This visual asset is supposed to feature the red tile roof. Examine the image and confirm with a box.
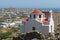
[42,18,49,24]
[22,18,28,22]
[32,9,42,14]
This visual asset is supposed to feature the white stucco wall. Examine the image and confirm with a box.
[20,19,49,35]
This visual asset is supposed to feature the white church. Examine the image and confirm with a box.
[20,9,54,35]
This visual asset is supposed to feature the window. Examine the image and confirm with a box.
[39,15,41,18]
[34,14,36,18]
[32,27,35,30]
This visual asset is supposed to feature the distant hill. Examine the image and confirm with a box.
[0,8,60,12]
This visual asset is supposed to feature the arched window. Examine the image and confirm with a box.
[32,27,35,30]
[39,15,41,18]
[34,14,36,18]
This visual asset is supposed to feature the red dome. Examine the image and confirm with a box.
[32,9,42,14]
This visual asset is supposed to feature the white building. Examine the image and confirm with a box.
[1,21,23,28]
[20,9,54,35]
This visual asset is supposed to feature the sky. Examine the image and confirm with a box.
[0,0,60,8]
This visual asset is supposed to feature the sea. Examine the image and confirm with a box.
[39,8,60,12]
[0,8,60,12]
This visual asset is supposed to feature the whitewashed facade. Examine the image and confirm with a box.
[20,10,54,35]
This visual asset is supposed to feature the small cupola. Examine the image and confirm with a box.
[30,9,42,19]
[32,9,42,15]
